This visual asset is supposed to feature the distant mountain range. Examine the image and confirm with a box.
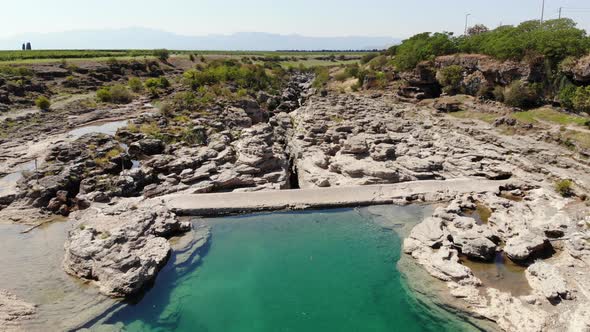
[0,28,399,51]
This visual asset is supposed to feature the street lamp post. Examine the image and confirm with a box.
[464,13,471,35]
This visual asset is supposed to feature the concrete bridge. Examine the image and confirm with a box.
[157,178,510,216]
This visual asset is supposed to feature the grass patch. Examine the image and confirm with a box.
[511,107,589,126]
[562,130,590,150]
[449,110,498,123]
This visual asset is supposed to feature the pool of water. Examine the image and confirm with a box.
[460,252,531,296]
[0,160,36,196]
[100,207,474,332]
[0,219,114,330]
[66,120,129,140]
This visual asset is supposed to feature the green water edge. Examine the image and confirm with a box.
[90,206,483,332]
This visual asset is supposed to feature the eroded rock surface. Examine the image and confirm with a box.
[62,201,200,297]
[404,186,590,332]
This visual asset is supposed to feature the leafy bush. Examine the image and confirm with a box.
[110,85,133,104]
[64,75,78,88]
[493,86,505,102]
[312,67,330,89]
[344,64,360,78]
[558,85,577,110]
[96,87,112,102]
[154,49,170,61]
[368,55,389,70]
[35,96,50,110]
[572,86,590,113]
[437,65,464,94]
[181,127,206,145]
[503,80,542,108]
[360,53,378,64]
[394,32,458,71]
[97,85,133,104]
[128,77,144,92]
[555,179,574,197]
[145,77,170,89]
[183,61,273,91]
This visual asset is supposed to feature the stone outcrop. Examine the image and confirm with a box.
[397,54,545,100]
[404,186,590,332]
[564,54,590,83]
[63,201,198,297]
[286,94,515,189]
[504,232,550,261]
[526,262,572,302]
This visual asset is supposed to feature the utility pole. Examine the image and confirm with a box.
[464,13,471,35]
[540,0,546,23]
[559,7,562,19]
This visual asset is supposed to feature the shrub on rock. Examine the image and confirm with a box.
[555,179,574,197]
[572,86,590,113]
[96,87,112,103]
[110,85,133,104]
[97,85,133,104]
[128,77,143,92]
[503,80,542,108]
[437,65,464,94]
[35,96,50,111]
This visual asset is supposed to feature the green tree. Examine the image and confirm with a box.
[154,49,170,62]
[393,32,457,71]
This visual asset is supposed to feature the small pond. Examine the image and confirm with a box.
[98,207,476,332]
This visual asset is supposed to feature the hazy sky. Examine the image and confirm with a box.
[1,0,589,38]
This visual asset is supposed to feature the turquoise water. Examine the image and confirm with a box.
[102,208,472,332]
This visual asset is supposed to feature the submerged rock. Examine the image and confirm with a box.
[0,289,36,330]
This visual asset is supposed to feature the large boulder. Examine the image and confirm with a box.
[341,136,368,155]
[526,262,572,302]
[504,232,550,261]
[128,138,165,157]
[453,233,497,261]
[63,202,196,297]
[404,217,446,252]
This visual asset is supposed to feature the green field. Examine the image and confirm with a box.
[0,49,369,64]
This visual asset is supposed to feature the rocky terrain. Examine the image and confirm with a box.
[1,55,590,331]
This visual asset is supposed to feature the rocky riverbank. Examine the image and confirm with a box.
[1,57,590,331]
[404,186,590,331]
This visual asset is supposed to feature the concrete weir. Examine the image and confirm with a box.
[158,178,510,216]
